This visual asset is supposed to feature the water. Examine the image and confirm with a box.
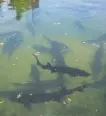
[0,0,106,116]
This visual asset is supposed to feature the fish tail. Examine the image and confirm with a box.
[32,53,42,66]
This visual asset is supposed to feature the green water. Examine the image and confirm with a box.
[0,0,106,116]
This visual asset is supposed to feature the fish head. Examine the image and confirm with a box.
[83,72,91,77]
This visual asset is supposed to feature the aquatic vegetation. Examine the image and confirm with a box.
[43,35,70,65]
[9,0,31,20]
[25,0,40,37]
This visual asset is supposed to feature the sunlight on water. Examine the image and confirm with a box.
[0,0,106,116]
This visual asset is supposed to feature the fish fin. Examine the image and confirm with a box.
[47,62,52,68]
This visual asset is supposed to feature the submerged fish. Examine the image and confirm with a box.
[91,42,104,80]
[74,20,85,31]
[12,79,62,93]
[43,35,70,65]
[13,63,62,93]
[0,84,87,110]
[82,33,106,45]
[29,64,40,82]
[0,31,20,41]
[32,44,50,53]
[33,54,91,77]
[2,31,23,57]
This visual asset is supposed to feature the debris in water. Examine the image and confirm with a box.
[0,100,4,104]
[92,44,96,46]
[65,33,67,35]
[16,57,19,60]
[82,41,86,44]
[16,93,22,99]
[0,42,4,46]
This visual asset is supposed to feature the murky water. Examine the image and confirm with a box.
[0,0,106,116]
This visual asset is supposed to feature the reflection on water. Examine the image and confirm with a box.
[0,0,106,116]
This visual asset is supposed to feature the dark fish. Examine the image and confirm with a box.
[32,44,50,53]
[0,31,20,41]
[26,21,36,36]
[32,36,71,88]
[33,54,91,77]
[0,85,87,110]
[29,64,40,82]
[43,35,70,54]
[91,42,104,80]
[43,36,71,87]
[12,79,62,93]
[2,31,23,57]
[82,33,106,45]
[74,20,85,31]
[13,63,62,93]
[43,35,70,65]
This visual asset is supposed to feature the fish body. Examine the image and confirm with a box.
[33,54,91,77]
[0,85,87,109]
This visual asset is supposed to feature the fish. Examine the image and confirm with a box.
[0,84,87,110]
[32,44,50,53]
[43,35,70,54]
[13,63,62,93]
[12,79,62,93]
[2,31,23,57]
[43,35,70,65]
[33,54,91,77]
[91,42,104,80]
[0,31,20,41]
[32,36,70,88]
[74,20,85,31]
[43,36,71,87]
[26,20,36,36]
[81,33,106,45]
[29,64,40,82]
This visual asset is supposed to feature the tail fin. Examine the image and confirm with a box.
[32,53,42,66]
